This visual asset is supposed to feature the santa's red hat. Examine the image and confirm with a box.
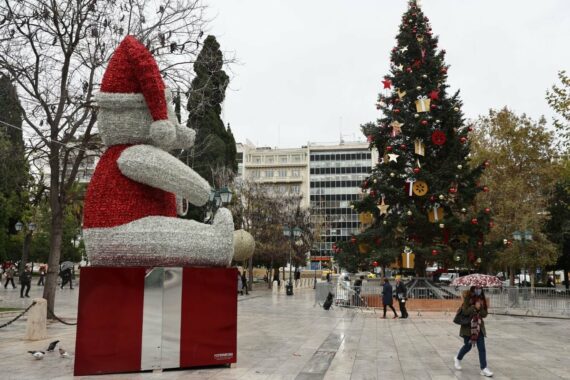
[98,35,175,147]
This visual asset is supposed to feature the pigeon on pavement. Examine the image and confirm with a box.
[28,351,45,360]
[59,348,70,358]
[46,340,60,352]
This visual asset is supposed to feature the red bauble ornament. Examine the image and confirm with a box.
[373,261,379,267]
[367,135,374,143]
[471,218,478,225]
[386,146,393,152]
[421,120,428,126]
[482,186,489,192]
[448,187,457,194]
[431,130,446,145]
[489,220,495,228]
[431,249,438,256]
[413,167,421,174]
[351,236,357,244]
[394,109,400,114]
[392,47,397,52]
[406,67,413,73]
[484,207,491,214]
[431,104,437,110]
[370,190,377,198]
[441,67,448,74]
[400,144,407,150]
[467,125,474,132]
[459,136,467,144]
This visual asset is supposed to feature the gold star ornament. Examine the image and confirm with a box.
[377,197,390,216]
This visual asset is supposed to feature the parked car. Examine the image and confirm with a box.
[439,272,458,284]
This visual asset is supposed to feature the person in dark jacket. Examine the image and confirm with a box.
[37,265,46,286]
[20,265,32,298]
[241,270,249,295]
[4,265,16,289]
[395,276,408,318]
[382,278,398,319]
[60,267,74,289]
[454,286,493,377]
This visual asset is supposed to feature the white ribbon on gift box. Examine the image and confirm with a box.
[406,179,415,196]
[416,95,430,113]
[432,203,441,222]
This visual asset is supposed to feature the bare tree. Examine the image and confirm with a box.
[0,0,209,314]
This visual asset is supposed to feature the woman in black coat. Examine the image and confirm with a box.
[382,278,398,319]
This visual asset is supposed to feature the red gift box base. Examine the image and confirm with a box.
[74,267,237,376]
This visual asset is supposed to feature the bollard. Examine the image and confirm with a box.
[25,298,47,341]
[272,281,278,294]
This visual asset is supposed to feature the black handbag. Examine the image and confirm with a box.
[453,307,472,325]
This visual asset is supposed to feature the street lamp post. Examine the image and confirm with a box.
[513,230,533,287]
[283,225,302,296]
[205,187,233,223]
[15,221,37,275]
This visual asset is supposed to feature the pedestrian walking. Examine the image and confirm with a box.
[326,272,331,283]
[454,286,493,377]
[546,276,555,288]
[37,265,46,286]
[241,270,249,295]
[237,271,243,295]
[353,275,364,306]
[382,277,398,319]
[59,267,74,289]
[20,265,32,298]
[4,264,16,289]
[395,275,408,319]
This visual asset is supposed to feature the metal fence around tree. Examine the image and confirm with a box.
[315,281,570,318]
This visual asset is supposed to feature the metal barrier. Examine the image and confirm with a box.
[315,282,570,318]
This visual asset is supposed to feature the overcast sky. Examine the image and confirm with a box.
[207,0,570,148]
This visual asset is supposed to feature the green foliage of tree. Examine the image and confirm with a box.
[184,35,236,183]
[546,70,570,153]
[544,177,570,288]
[0,73,27,262]
[471,108,560,283]
[348,1,491,276]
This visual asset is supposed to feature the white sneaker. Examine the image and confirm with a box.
[480,368,494,377]
[454,357,462,370]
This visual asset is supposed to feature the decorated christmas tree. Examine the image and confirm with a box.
[336,0,492,276]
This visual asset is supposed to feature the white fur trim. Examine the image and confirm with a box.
[84,209,234,267]
[150,120,176,149]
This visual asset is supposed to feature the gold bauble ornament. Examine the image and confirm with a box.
[233,230,256,261]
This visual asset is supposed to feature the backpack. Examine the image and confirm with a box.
[323,292,334,310]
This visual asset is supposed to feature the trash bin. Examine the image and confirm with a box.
[286,283,294,296]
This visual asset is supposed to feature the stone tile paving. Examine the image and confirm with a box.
[1,283,569,380]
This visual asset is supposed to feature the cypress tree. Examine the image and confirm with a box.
[185,35,236,185]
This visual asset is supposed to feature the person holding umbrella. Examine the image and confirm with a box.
[59,262,74,289]
[454,285,493,377]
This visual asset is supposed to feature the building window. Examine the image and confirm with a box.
[265,170,273,178]
[250,170,260,178]
[292,155,301,162]
[266,155,274,164]
[278,169,287,177]
[292,169,300,177]
[279,155,288,163]
[291,185,300,194]
[253,156,261,164]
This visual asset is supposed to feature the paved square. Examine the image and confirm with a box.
[1,285,569,379]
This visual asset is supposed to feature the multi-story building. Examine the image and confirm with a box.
[308,142,376,270]
[237,141,310,207]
